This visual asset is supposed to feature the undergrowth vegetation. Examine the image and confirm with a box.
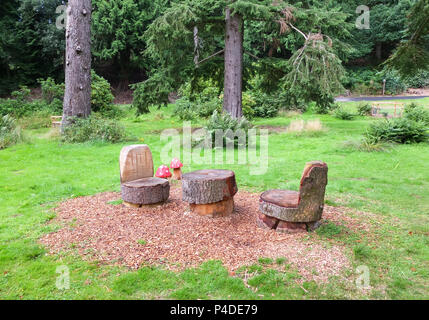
[0,114,22,149]
[61,116,126,143]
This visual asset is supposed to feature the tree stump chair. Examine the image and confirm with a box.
[119,145,170,207]
[258,161,328,233]
[182,169,238,217]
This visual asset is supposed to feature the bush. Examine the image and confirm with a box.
[198,97,222,118]
[404,70,429,88]
[11,86,31,102]
[38,78,64,104]
[0,98,55,118]
[364,118,428,144]
[383,71,407,95]
[343,68,379,91]
[357,102,372,116]
[403,103,429,125]
[0,115,22,149]
[251,92,284,118]
[199,110,252,148]
[174,96,221,120]
[174,98,197,120]
[311,93,335,114]
[91,70,115,116]
[333,107,355,120]
[61,116,126,143]
[241,92,256,119]
[19,110,52,129]
[132,71,173,115]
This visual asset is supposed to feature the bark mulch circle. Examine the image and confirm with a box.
[40,187,374,282]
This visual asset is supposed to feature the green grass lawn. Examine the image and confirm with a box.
[0,102,428,299]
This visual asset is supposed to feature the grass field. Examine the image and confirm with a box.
[0,99,428,299]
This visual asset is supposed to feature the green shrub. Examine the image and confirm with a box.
[38,78,64,104]
[0,99,20,117]
[19,110,52,129]
[174,96,221,120]
[383,70,407,95]
[404,70,429,88]
[252,92,284,118]
[198,97,222,118]
[179,79,220,103]
[403,103,429,125]
[334,107,355,120]
[0,115,22,149]
[311,93,335,114]
[357,102,372,116]
[36,73,117,117]
[343,68,380,91]
[364,118,428,144]
[0,98,54,118]
[49,98,63,115]
[61,116,126,143]
[91,70,115,116]
[132,71,173,115]
[241,92,256,119]
[11,86,31,102]
[200,110,252,148]
[174,98,197,120]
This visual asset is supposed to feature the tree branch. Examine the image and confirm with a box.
[196,49,225,66]
[244,51,259,60]
[288,23,308,40]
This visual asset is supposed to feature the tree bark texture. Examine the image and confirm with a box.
[182,169,237,205]
[121,177,170,206]
[376,42,382,61]
[223,7,243,119]
[62,0,92,129]
[259,162,328,223]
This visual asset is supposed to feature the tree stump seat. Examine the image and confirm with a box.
[121,177,170,207]
[182,169,238,217]
[119,145,170,207]
[258,161,328,233]
[260,190,300,208]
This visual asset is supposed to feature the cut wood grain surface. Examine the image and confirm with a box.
[182,169,237,204]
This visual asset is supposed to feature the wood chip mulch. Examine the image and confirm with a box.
[39,187,373,282]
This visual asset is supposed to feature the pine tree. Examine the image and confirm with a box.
[62,0,92,128]
[386,0,429,76]
[141,0,352,117]
[91,0,167,90]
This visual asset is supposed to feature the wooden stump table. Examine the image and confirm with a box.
[182,169,238,217]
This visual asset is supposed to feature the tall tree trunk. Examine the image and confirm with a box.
[62,0,92,129]
[375,42,382,61]
[223,7,243,119]
[116,49,131,92]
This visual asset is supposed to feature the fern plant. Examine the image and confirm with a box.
[0,115,22,149]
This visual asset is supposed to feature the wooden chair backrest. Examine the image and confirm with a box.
[119,145,154,183]
[298,161,328,207]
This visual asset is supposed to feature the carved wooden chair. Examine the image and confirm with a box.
[119,145,169,207]
[258,161,328,232]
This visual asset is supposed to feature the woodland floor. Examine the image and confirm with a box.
[1,101,428,299]
[40,187,382,283]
